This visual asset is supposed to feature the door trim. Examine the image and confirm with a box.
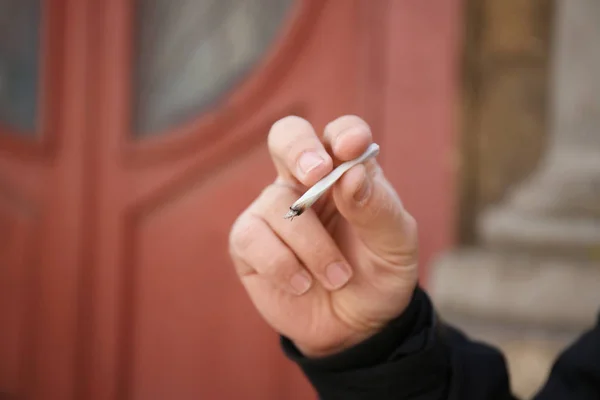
[96,0,325,167]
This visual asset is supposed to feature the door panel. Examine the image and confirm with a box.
[123,142,282,399]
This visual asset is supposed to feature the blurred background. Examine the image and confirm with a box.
[0,0,598,399]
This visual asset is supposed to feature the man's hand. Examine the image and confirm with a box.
[228,115,419,358]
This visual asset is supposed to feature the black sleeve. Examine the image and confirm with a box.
[281,287,600,400]
[533,314,600,400]
[281,287,516,400]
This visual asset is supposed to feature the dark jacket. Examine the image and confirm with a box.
[281,287,600,399]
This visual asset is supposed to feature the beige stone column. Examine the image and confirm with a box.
[430,1,600,395]
[481,0,600,255]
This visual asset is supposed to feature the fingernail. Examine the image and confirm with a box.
[298,152,324,175]
[326,263,352,289]
[290,271,312,295]
[353,172,372,203]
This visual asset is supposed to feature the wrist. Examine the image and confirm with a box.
[293,292,416,359]
[294,329,379,359]
[281,287,428,371]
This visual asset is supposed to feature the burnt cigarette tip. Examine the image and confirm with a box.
[283,206,303,220]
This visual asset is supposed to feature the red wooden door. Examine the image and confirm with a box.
[1,0,459,399]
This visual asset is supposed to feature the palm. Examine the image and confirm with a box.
[240,193,416,355]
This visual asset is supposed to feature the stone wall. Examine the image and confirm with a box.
[459,0,554,243]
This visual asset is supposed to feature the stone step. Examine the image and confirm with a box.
[479,206,600,259]
[429,248,600,330]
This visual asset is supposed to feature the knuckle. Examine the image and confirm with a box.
[268,117,322,163]
[263,250,298,279]
[342,114,368,125]
[306,244,339,274]
[256,185,285,211]
[268,116,312,149]
[228,214,260,257]
[404,212,418,234]
[402,212,419,250]
[325,115,371,136]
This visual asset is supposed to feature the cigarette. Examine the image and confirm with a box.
[284,143,380,220]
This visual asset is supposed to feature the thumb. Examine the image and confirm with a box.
[332,161,418,264]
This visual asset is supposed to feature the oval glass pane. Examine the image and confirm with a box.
[0,0,40,134]
[133,0,295,136]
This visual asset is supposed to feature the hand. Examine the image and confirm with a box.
[228,115,419,358]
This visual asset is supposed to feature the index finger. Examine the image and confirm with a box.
[268,116,333,186]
